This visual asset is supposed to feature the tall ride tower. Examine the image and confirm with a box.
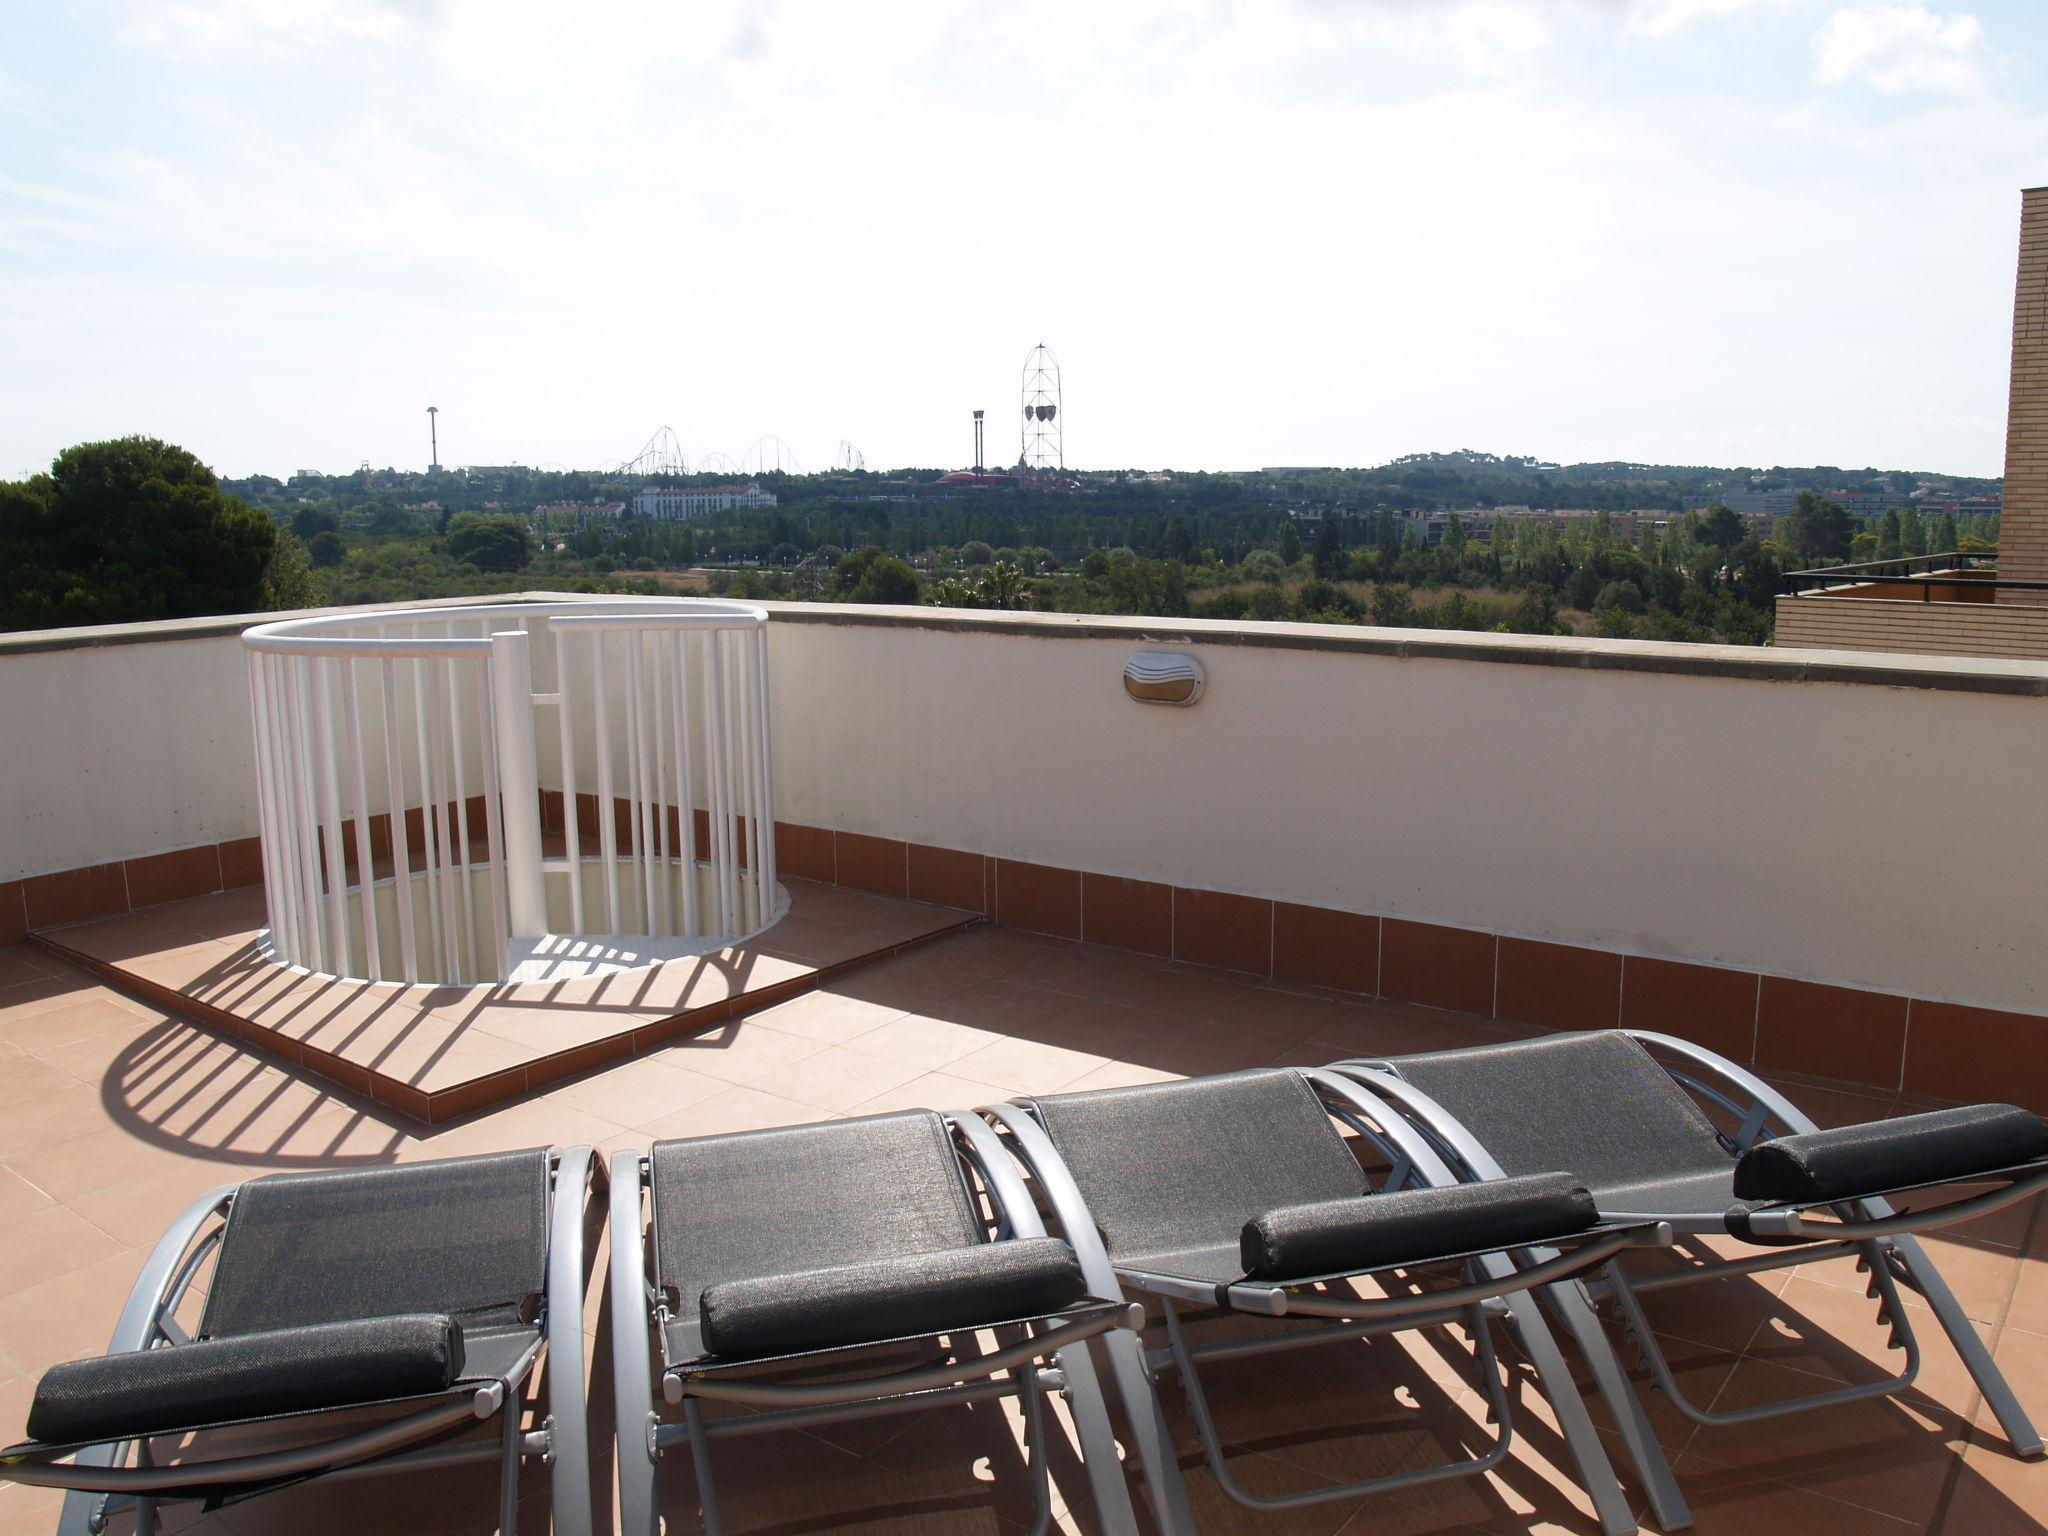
[1021,343,1062,472]
[427,405,440,472]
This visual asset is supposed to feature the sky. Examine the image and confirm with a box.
[2,1,2045,480]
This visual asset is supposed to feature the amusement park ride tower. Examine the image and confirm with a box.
[1021,343,1062,472]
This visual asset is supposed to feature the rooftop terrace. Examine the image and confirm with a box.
[2,596,2046,1534]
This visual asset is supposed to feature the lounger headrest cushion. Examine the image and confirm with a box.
[25,1313,466,1448]
[1732,1104,2048,1206]
[1241,1173,1599,1281]
[698,1237,1088,1362]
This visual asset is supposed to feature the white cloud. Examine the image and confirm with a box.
[1812,4,1997,94]
[1626,0,1793,40]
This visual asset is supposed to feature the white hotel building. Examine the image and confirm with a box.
[632,483,779,519]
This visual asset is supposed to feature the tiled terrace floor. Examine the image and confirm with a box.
[0,926,2044,1535]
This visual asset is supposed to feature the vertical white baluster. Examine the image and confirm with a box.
[446,656,478,978]
[489,628,546,943]
[669,629,698,938]
[287,657,327,974]
[245,652,286,956]
[737,629,765,930]
[476,654,511,979]
[705,629,736,937]
[412,658,447,979]
[752,622,777,919]
[649,630,672,937]
[555,620,584,935]
[630,634,660,933]
[313,660,352,973]
[340,658,382,980]
[592,633,619,933]
[425,656,460,980]
[379,658,418,983]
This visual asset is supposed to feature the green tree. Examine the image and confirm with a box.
[1776,491,1852,563]
[308,529,346,567]
[835,546,919,604]
[959,540,995,567]
[1312,516,1341,578]
[292,506,339,540]
[444,513,532,571]
[1695,503,1744,551]
[1276,518,1303,564]
[1876,507,1903,562]
[1440,513,1467,558]
[1898,505,1926,558]
[264,529,320,609]
[0,436,278,631]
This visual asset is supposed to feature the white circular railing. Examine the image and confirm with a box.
[242,598,779,985]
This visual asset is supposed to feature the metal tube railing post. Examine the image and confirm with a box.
[490,628,549,941]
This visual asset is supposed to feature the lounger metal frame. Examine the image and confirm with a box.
[983,1067,1668,1536]
[3,1146,602,1536]
[1333,1029,2048,1534]
[608,1112,1144,1536]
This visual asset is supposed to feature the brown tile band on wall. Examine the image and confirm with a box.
[771,821,2048,1111]
[15,815,2048,1112]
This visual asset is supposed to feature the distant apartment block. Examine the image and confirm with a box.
[535,500,625,522]
[633,483,778,519]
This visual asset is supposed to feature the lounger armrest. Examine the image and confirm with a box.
[25,1314,466,1448]
[1240,1173,1599,1280]
[699,1236,1088,1362]
[1731,1104,2048,1207]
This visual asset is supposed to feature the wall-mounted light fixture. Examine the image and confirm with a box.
[1123,650,1204,706]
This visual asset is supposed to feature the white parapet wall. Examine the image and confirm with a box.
[4,597,2046,1014]
[763,607,2048,1017]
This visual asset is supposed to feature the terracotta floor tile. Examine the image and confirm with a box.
[0,1247,149,1375]
[1023,943,1166,999]
[0,993,159,1054]
[0,1204,128,1298]
[1689,1352,1971,1526]
[843,1011,1009,1072]
[0,1052,90,1113]
[636,1084,835,1141]
[1934,1429,2048,1536]
[946,1033,1110,1095]
[756,1043,930,1112]
[542,1053,730,1127]
[657,1016,825,1084]
[63,1158,255,1249]
[0,1077,122,1160]
[1054,1058,1187,1093]
[1973,1325,2048,1439]
[848,1070,1013,1117]
[0,947,61,990]
[1666,1452,1920,1534]
[0,1165,55,1222]
[1091,963,1256,1023]
[1310,1005,1486,1063]
[745,989,908,1044]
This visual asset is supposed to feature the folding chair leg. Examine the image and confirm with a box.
[499,1390,523,1536]
[1541,1277,1694,1531]
[683,1396,723,1536]
[1487,1267,1644,1536]
[1892,1234,2044,1457]
[1058,1332,1143,1536]
[1100,1324,1201,1536]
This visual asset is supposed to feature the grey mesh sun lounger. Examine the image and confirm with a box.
[0,1146,601,1536]
[607,1108,1144,1536]
[979,1067,1670,1536]
[1330,1029,2048,1532]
